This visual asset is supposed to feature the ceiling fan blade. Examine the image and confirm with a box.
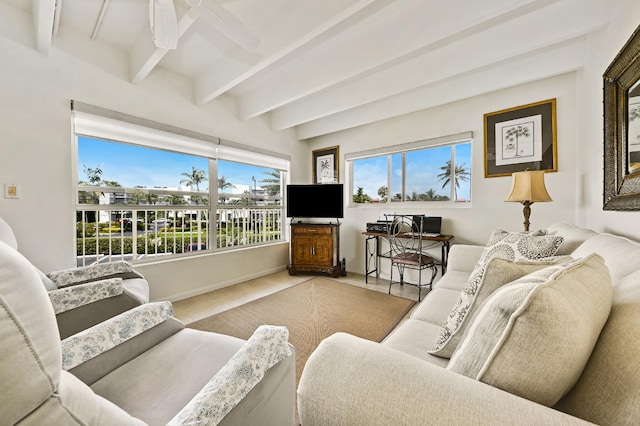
[185,0,260,51]
[150,0,179,49]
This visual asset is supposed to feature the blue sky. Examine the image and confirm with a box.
[78,137,272,191]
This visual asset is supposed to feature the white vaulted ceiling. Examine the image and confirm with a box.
[0,0,614,140]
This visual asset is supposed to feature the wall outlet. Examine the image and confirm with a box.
[4,184,20,199]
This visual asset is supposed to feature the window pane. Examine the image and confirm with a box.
[77,137,209,205]
[454,142,472,202]
[217,160,281,206]
[353,156,388,203]
[390,153,403,202]
[406,146,451,201]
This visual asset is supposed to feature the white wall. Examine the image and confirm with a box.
[0,26,297,301]
[309,73,580,275]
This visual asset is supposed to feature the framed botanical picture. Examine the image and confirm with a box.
[484,98,557,178]
[312,146,339,184]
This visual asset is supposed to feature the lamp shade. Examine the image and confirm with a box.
[505,170,552,203]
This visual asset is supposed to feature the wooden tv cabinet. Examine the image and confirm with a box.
[287,223,341,277]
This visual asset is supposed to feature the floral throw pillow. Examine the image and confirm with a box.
[429,229,564,358]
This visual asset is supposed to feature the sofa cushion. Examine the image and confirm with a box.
[411,287,462,325]
[547,222,598,255]
[555,303,640,424]
[429,256,568,358]
[382,319,448,368]
[447,254,612,406]
[572,233,640,284]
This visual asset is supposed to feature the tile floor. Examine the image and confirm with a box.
[172,270,425,324]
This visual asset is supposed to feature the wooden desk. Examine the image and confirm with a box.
[362,231,454,283]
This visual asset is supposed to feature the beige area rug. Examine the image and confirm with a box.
[187,277,416,385]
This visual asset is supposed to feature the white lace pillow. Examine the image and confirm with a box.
[429,229,564,358]
[478,228,564,264]
[447,254,612,406]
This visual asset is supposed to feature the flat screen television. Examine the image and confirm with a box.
[286,184,344,219]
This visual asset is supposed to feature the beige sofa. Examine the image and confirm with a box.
[298,222,640,425]
[0,238,297,425]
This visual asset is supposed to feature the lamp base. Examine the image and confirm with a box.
[521,201,533,232]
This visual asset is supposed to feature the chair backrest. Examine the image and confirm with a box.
[386,214,424,255]
[0,241,143,425]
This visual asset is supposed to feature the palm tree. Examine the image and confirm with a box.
[180,166,207,205]
[437,161,470,201]
[377,186,388,202]
[260,170,281,197]
[353,187,372,203]
[180,166,207,192]
[78,164,104,205]
[217,176,234,204]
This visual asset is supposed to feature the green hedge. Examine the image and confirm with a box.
[77,235,199,255]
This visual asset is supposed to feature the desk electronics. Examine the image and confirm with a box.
[366,221,390,233]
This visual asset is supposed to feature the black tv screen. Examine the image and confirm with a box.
[286,184,344,218]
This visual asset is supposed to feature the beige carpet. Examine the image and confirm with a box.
[187,277,416,385]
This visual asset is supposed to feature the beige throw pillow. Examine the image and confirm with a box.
[429,229,564,358]
[428,257,569,358]
[447,254,613,406]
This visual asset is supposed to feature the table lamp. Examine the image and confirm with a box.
[504,170,552,232]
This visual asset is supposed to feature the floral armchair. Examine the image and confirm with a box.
[0,240,296,425]
[0,215,150,338]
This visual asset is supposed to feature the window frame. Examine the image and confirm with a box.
[72,103,290,266]
[346,132,473,207]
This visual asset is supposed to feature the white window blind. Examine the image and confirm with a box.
[72,101,290,171]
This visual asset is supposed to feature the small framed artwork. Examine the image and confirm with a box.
[484,98,557,178]
[312,145,339,184]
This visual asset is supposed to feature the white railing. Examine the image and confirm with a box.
[76,186,283,267]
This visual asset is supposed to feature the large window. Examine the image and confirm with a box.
[350,134,472,205]
[73,105,289,266]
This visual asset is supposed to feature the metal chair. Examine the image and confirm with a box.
[386,214,438,301]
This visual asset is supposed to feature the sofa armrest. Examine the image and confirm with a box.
[47,261,143,288]
[168,325,293,426]
[48,278,123,314]
[61,301,173,370]
[446,244,484,273]
[298,333,594,426]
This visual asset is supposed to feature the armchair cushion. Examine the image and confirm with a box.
[447,254,612,406]
[48,278,123,314]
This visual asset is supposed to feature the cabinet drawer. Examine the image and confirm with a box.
[292,226,333,235]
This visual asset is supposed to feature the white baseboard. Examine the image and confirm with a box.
[157,265,288,302]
